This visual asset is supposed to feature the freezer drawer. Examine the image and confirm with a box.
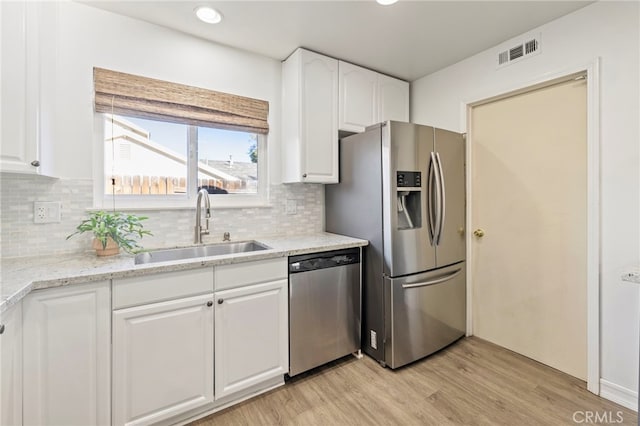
[289,249,361,376]
[384,262,466,369]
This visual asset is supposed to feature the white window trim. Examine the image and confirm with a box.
[92,114,270,210]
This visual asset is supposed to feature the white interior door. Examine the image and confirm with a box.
[470,78,587,380]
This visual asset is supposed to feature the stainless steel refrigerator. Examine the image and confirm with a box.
[325,121,466,369]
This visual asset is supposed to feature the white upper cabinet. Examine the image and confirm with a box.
[377,73,410,124]
[338,60,409,133]
[0,1,57,176]
[338,61,378,133]
[1,302,23,426]
[282,48,409,183]
[22,281,111,426]
[282,48,339,183]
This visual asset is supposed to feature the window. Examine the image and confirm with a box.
[93,67,269,208]
[104,114,261,198]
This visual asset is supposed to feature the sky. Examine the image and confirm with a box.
[124,116,255,163]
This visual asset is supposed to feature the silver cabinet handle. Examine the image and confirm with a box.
[217,298,224,304]
[0,324,5,334]
[402,268,462,289]
[30,160,40,167]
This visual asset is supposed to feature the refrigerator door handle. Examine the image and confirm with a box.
[435,152,446,245]
[428,152,437,245]
[402,268,463,289]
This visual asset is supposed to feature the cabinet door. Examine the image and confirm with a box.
[282,48,338,183]
[339,61,378,133]
[301,50,339,183]
[215,279,288,399]
[0,302,22,426]
[112,294,214,426]
[1,1,38,174]
[0,1,56,176]
[377,74,409,123]
[23,281,111,426]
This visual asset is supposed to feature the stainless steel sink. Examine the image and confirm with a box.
[134,241,270,265]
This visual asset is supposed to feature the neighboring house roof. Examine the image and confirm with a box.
[206,160,257,182]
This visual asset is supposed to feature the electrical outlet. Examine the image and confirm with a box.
[285,199,297,215]
[34,201,61,224]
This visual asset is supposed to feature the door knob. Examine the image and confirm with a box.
[473,229,485,238]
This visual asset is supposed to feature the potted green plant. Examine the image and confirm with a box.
[67,211,152,256]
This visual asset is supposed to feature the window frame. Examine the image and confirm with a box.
[92,114,269,210]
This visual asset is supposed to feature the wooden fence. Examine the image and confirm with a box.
[106,175,244,195]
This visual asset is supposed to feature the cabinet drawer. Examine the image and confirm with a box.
[215,258,287,291]
[113,268,214,309]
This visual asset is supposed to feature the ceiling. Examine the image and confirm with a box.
[80,1,592,81]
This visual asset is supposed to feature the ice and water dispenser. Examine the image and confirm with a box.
[396,171,422,230]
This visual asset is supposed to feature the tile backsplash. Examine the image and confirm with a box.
[0,174,324,258]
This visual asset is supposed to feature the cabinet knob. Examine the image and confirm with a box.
[0,324,5,335]
[302,173,307,178]
[217,298,224,304]
[206,301,213,307]
[30,160,40,167]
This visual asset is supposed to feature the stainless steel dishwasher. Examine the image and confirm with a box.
[288,247,361,376]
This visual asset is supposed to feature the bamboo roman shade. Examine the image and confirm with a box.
[93,67,269,134]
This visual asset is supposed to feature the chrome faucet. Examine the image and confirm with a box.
[194,188,211,244]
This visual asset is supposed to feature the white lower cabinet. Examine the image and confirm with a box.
[112,293,215,426]
[0,302,22,426]
[22,281,111,426]
[15,258,288,426]
[214,278,288,399]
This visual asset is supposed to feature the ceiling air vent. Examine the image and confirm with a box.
[497,35,541,69]
[525,39,538,55]
[509,45,524,61]
[498,50,509,65]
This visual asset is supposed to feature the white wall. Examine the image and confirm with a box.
[411,1,639,402]
[49,1,283,183]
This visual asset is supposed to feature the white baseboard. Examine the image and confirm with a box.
[600,379,638,411]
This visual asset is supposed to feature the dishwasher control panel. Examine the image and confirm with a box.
[288,248,360,273]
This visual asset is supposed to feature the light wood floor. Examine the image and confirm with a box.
[192,337,637,425]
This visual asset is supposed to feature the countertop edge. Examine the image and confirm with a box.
[1,234,368,314]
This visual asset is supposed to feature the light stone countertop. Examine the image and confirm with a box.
[0,232,368,314]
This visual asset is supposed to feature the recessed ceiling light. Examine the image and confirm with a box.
[194,6,223,24]
[376,0,398,5]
